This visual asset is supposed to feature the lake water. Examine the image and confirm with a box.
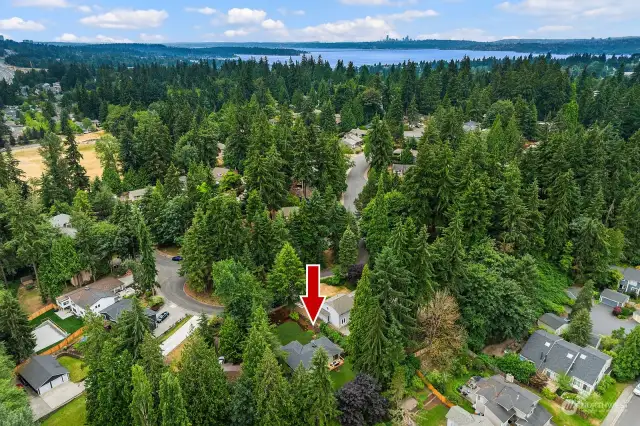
[236,48,569,67]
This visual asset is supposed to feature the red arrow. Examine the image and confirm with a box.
[300,264,325,325]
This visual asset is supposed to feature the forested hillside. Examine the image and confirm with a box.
[2,51,640,425]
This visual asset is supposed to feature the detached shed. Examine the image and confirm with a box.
[599,289,629,308]
[18,355,70,395]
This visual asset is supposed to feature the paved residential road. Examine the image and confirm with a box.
[155,253,223,315]
[342,152,368,213]
[615,389,640,426]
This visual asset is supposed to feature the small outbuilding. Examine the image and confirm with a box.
[18,355,70,395]
[599,289,630,308]
[537,313,569,334]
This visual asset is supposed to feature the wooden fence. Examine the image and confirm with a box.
[28,303,59,321]
[39,327,86,355]
[416,370,454,408]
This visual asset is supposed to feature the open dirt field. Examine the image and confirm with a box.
[12,130,105,180]
[320,283,351,297]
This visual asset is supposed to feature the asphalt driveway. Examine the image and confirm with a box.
[590,302,637,337]
[616,389,640,426]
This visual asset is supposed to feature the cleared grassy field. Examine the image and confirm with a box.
[13,131,105,180]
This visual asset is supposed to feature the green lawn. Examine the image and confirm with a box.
[57,356,87,382]
[593,382,627,420]
[158,315,193,343]
[330,357,355,389]
[416,404,448,426]
[30,309,84,334]
[42,394,86,426]
[275,321,314,345]
[538,397,593,426]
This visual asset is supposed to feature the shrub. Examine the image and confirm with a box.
[425,371,450,394]
[411,375,425,391]
[556,373,573,393]
[147,295,164,307]
[496,353,536,383]
[472,356,487,372]
[476,354,497,368]
[596,375,616,395]
[541,387,556,400]
[347,264,364,283]
[289,311,299,321]
[613,306,622,316]
[621,307,634,316]
[319,323,347,349]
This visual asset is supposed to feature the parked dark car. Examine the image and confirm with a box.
[157,311,170,323]
[171,256,183,261]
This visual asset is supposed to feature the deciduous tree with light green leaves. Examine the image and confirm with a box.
[39,235,82,300]
[613,326,640,381]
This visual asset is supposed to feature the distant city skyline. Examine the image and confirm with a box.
[0,0,638,44]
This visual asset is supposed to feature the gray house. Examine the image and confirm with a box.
[599,288,630,308]
[49,213,77,238]
[100,298,157,330]
[18,355,70,395]
[462,375,552,426]
[520,330,612,395]
[281,336,344,370]
[610,266,640,296]
[537,313,569,334]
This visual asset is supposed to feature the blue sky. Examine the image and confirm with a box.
[0,0,638,43]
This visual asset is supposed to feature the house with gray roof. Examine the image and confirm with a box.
[463,375,552,426]
[124,188,149,202]
[100,298,157,330]
[281,336,344,370]
[56,282,119,317]
[446,405,493,426]
[519,330,612,395]
[18,355,70,395]
[391,163,415,177]
[599,288,630,308]
[610,265,640,296]
[49,213,77,238]
[318,291,355,332]
[537,313,569,334]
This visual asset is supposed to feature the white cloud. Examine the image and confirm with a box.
[80,9,168,29]
[77,5,92,13]
[497,0,640,20]
[224,28,252,37]
[0,17,46,31]
[12,0,69,7]
[277,8,305,16]
[530,25,573,33]
[227,8,267,24]
[297,16,399,42]
[140,33,165,42]
[0,32,12,40]
[417,28,498,42]
[383,9,439,21]
[262,19,285,30]
[340,0,417,5]
[54,33,133,43]
[185,7,217,15]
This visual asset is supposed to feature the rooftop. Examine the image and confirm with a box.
[520,330,612,386]
[281,336,343,370]
[18,355,68,390]
[100,298,155,322]
[610,265,640,284]
[56,276,123,308]
[538,313,568,331]
[324,292,355,316]
[601,288,630,303]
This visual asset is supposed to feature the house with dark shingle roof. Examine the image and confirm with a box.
[56,277,122,317]
[464,375,552,426]
[100,298,157,330]
[520,330,612,395]
[610,265,640,296]
[599,288,630,308]
[18,355,70,395]
[281,336,344,370]
[537,313,569,334]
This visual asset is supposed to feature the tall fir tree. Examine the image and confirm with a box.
[159,371,189,426]
[130,364,156,426]
[0,290,35,363]
[254,347,292,426]
[64,130,90,190]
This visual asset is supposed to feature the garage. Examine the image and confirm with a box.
[599,289,630,308]
[18,355,70,395]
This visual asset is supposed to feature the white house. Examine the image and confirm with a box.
[18,355,70,395]
[446,405,492,426]
[610,265,640,296]
[55,276,132,317]
[318,292,355,331]
[461,375,552,426]
[520,330,612,395]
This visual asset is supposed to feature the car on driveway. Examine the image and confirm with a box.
[171,256,183,261]
[157,311,170,323]
[634,383,640,397]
